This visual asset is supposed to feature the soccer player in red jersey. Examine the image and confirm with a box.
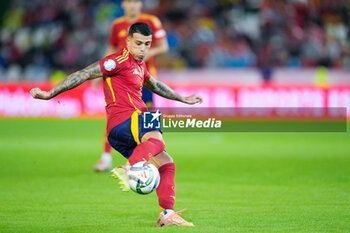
[30,23,202,227]
[94,0,169,171]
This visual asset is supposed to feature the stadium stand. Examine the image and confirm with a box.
[0,0,349,81]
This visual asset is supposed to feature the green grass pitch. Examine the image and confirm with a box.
[0,119,349,233]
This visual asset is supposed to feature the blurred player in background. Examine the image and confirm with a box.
[94,0,169,172]
[30,22,201,226]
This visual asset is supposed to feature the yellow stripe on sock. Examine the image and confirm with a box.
[131,111,141,145]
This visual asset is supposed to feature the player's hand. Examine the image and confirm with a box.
[181,94,203,105]
[30,88,51,100]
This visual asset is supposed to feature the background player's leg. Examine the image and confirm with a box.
[142,87,153,109]
[94,129,113,172]
[104,138,112,154]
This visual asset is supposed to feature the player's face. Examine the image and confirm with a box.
[127,33,152,61]
[122,0,142,17]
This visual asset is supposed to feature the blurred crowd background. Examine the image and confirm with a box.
[0,0,349,81]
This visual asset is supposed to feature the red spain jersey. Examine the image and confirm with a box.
[99,48,151,135]
[108,13,166,77]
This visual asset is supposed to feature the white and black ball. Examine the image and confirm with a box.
[128,161,160,195]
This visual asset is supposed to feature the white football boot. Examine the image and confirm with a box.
[94,153,112,172]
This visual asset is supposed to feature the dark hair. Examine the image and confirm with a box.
[128,22,153,37]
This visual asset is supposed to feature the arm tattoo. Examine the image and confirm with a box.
[145,78,182,101]
[49,62,102,98]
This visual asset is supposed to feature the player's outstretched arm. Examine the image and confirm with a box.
[30,62,103,100]
[144,76,203,105]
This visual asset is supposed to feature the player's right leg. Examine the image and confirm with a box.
[149,151,193,227]
[141,131,194,227]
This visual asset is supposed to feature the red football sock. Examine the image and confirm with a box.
[156,163,176,211]
[128,138,165,165]
[103,129,112,154]
[103,137,112,154]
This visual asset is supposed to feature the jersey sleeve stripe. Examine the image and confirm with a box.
[106,77,116,104]
[116,55,128,62]
[116,49,128,61]
[118,57,129,64]
[116,50,129,63]
[130,111,141,145]
[116,55,128,61]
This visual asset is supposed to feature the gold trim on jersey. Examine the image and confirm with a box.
[127,92,142,113]
[106,77,116,104]
[115,49,129,64]
[130,111,141,145]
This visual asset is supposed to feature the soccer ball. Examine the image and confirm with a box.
[128,161,160,195]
